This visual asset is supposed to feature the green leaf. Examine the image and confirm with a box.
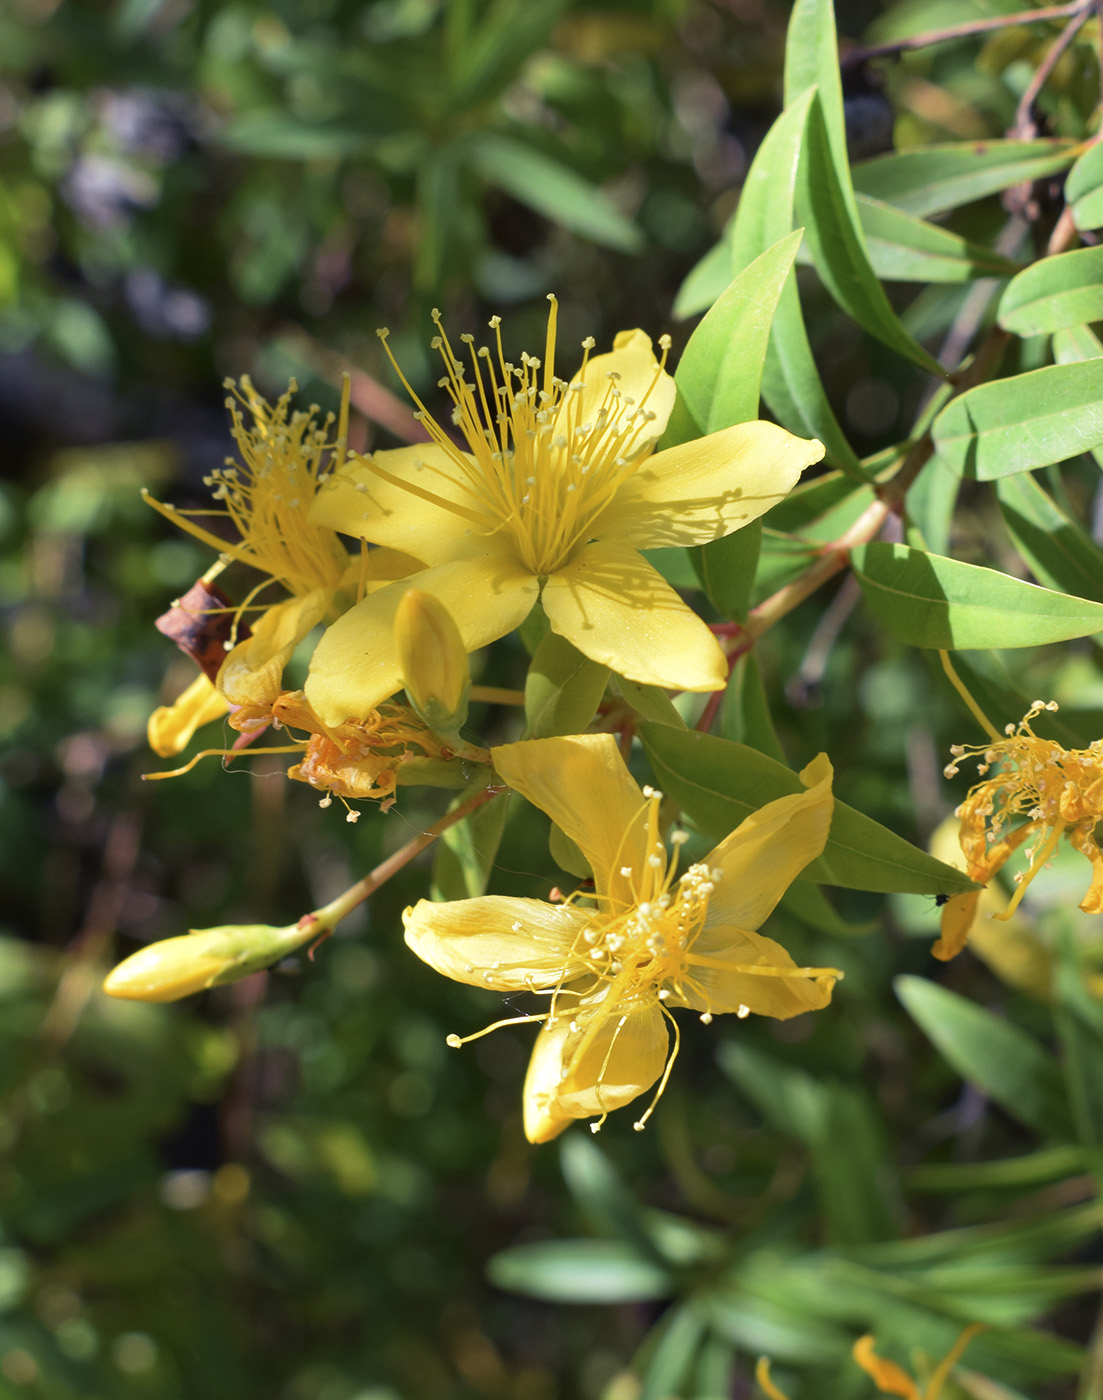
[691,520,761,622]
[717,1042,827,1141]
[850,541,1103,649]
[931,360,1103,479]
[524,632,609,739]
[672,237,732,320]
[431,782,511,900]
[639,724,976,894]
[638,1306,707,1400]
[998,247,1103,336]
[448,0,567,108]
[486,1238,673,1303]
[852,139,1080,218]
[728,91,865,479]
[672,229,805,436]
[415,145,463,289]
[796,94,943,374]
[218,114,374,159]
[465,133,642,252]
[856,194,1020,283]
[1053,928,1103,1162]
[895,975,1072,1139]
[780,878,878,937]
[609,676,687,730]
[548,822,592,881]
[995,473,1103,604]
[719,652,787,761]
[1065,140,1103,231]
[812,1083,899,1245]
[781,0,848,169]
[1052,322,1103,363]
[560,1135,665,1264]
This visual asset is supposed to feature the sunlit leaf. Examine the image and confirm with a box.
[850,541,1103,649]
[931,361,1103,479]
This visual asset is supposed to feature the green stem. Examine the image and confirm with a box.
[300,782,502,936]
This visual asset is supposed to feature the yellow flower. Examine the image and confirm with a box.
[403,733,839,1142]
[852,1327,984,1399]
[937,698,1103,959]
[302,300,824,727]
[755,1325,982,1400]
[145,377,418,734]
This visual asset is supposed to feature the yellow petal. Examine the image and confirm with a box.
[559,329,676,448]
[309,447,481,564]
[703,753,834,931]
[305,551,538,726]
[522,996,668,1143]
[597,421,824,549]
[218,588,333,708]
[541,541,726,691]
[492,734,649,908]
[677,925,837,1020]
[928,816,1041,978]
[148,673,230,757]
[851,1337,919,1399]
[403,896,591,990]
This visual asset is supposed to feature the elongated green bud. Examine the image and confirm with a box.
[103,922,313,1002]
[394,589,470,737]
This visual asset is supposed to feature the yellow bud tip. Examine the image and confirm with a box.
[394,588,471,732]
[103,923,309,1003]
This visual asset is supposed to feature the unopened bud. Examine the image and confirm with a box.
[394,589,470,736]
[103,921,312,1003]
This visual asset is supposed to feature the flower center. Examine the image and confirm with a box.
[376,298,671,576]
[568,787,716,1009]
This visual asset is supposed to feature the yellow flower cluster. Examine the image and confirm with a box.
[107,297,839,1138]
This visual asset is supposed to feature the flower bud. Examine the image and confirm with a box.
[394,589,470,736]
[103,922,312,1003]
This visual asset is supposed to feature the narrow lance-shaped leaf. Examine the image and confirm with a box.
[668,229,805,441]
[856,195,1020,283]
[931,360,1103,480]
[465,133,643,252]
[728,89,865,478]
[852,139,1080,217]
[995,473,1103,604]
[850,541,1103,649]
[1065,140,1103,231]
[895,976,1073,1140]
[639,723,976,894]
[998,247,1103,336]
[796,92,943,375]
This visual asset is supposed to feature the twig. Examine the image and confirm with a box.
[297,782,503,936]
[846,0,1091,66]
[1011,0,1097,138]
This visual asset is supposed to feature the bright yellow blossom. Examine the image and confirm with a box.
[146,377,418,753]
[403,733,839,1142]
[937,698,1103,959]
[303,300,824,727]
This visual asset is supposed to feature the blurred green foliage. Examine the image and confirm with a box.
[6,0,1103,1397]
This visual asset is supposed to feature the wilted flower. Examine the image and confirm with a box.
[938,698,1103,959]
[145,377,418,739]
[403,733,839,1142]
